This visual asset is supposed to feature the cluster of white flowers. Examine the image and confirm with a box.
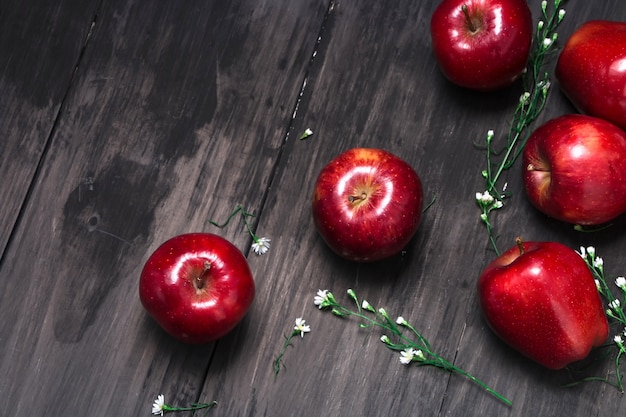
[577,246,626,359]
[476,191,494,205]
[578,246,603,269]
[475,191,504,223]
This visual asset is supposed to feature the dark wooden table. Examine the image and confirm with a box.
[2,0,626,415]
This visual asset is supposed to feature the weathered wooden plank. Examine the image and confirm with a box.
[202,0,626,416]
[0,0,327,416]
[0,0,99,258]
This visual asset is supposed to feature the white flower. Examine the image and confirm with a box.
[558,9,566,20]
[251,237,271,255]
[595,279,601,291]
[362,300,374,312]
[300,128,314,140]
[400,348,417,365]
[399,348,425,365]
[587,246,596,257]
[294,317,310,337]
[616,277,626,291]
[519,91,531,104]
[152,394,166,416]
[593,256,604,269]
[543,37,553,48]
[578,246,587,258]
[615,335,624,345]
[537,79,551,92]
[314,289,330,308]
[380,335,391,344]
[476,191,494,205]
[609,299,621,310]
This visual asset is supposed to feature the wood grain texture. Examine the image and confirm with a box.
[1,0,626,416]
[0,0,99,257]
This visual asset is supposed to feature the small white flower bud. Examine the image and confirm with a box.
[396,316,408,326]
[519,91,531,104]
[593,257,604,269]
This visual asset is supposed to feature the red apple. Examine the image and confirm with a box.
[522,114,626,225]
[556,20,626,130]
[311,148,423,262]
[139,233,255,343]
[478,239,608,370]
[430,0,533,90]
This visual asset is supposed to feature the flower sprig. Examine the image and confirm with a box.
[577,246,626,392]
[477,0,566,255]
[273,317,311,376]
[151,394,217,416]
[314,289,512,406]
[208,204,271,255]
[300,128,314,140]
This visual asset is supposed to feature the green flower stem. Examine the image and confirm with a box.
[273,330,299,376]
[322,290,511,406]
[163,401,217,415]
[478,0,565,254]
[578,248,626,392]
[208,204,259,242]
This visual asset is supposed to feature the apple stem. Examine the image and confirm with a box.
[461,5,477,33]
[515,237,525,255]
[526,163,549,173]
[348,192,368,203]
[195,261,212,290]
